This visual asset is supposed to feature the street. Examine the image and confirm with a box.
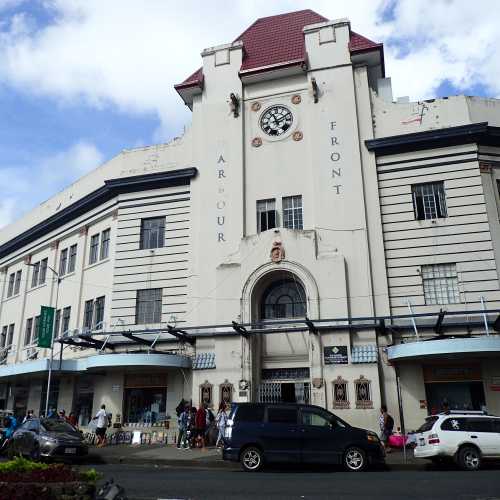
[92,464,500,500]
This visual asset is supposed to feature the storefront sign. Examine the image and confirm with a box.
[324,346,348,365]
[125,374,167,388]
[423,364,482,382]
[38,306,55,348]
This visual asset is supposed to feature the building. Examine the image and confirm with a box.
[1,9,500,434]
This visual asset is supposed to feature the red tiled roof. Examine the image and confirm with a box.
[175,9,382,90]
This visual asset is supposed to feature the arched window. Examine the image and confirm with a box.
[260,279,306,320]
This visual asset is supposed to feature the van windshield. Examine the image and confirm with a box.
[417,416,439,433]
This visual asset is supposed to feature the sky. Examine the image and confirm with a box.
[0,0,499,230]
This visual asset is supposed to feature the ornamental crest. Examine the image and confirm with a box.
[270,241,285,263]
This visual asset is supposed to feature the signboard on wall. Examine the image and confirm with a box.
[38,306,55,348]
[124,374,167,388]
[323,346,348,365]
[423,364,482,383]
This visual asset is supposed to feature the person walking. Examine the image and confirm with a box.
[22,409,34,424]
[379,405,394,453]
[176,404,190,449]
[195,405,206,449]
[95,404,108,448]
[215,402,227,448]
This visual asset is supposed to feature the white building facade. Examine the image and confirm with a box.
[1,10,500,434]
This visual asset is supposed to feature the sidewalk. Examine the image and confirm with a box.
[87,445,425,470]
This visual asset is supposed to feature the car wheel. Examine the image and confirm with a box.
[241,446,264,472]
[457,446,481,471]
[29,444,41,461]
[344,446,366,472]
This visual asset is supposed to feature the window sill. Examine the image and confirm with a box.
[2,291,22,302]
[60,271,76,280]
[85,258,110,271]
[27,282,48,294]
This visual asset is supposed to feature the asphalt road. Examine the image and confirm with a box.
[93,464,500,500]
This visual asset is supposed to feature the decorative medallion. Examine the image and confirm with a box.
[291,94,301,104]
[251,102,261,112]
[292,131,303,142]
[251,137,262,148]
[260,105,293,136]
[270,241,285,263]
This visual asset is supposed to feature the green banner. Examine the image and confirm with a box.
[38,306,55,348]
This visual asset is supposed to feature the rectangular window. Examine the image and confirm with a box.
[89,234,100,264]
[54,309,61,338]
[14,270,22,295]
[412,182,447,220]
[7,324,14,347]
[267,407,298,424]
[31,263,40,288]
[83,300,94,331]
[0,326,7,349]
[7,273,15,297]
[67,245,77,273]
[282,195,303,230]
[94,296,105,329]
[59,248,68,276]
[61,307,71,336]
[140,218,165,250]
[39,258,48,284]
[25,318,33,346]
[422,263,460,305]
[136,288,162,324]
[33,316,40,344]
[257,199,276,233]
[100,229,110,260]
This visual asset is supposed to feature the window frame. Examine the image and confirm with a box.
[94,296,105,330]
[412,181,447,221]
[61,307,71,336]
[14,270,22,295]
[140,218,165,250]
[59,248,68,276]
[256,199,277,233]
[33,316,40,344]
[24,318,33,346]
[89,234,100,264]
[7,324,14,348]
[7,273,15,297]
[83,300,94,331]
[422,263,460,305]
[135,288,162,324]
[67,245,77,273]
[100,229,110,260]
[39,258,48,285]
[282,195,303,230]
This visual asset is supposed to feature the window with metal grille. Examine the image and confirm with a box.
[100,229,110,260]
[412,182,447,220]
[59,248,68,276]
[39,258,48,284]
[89,234,100,264]
[83,300,93,330]
[355,376,373,409]
[257,199,277,232]
[7,273,15,297]
[61,307,71,336]
[67,245,77,273]
[7,324,14,347]
[140,218,165,250]
[136,288,162,324]
[33,316,40,343]
[332,376,350,409]
[25,318,33,346]
[94,296,105,329]
[282,195,303,229]
[14,270,22,295]
[260,279,306,320]
[422,263,460,305]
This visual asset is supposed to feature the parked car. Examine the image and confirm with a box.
[222,403,385,472]
[414,411,500,470]
[9,417,88,461]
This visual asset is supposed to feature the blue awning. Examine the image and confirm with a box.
[388,336,500,362]
[0,353,191,379]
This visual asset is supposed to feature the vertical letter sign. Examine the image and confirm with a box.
[38,306,55,348]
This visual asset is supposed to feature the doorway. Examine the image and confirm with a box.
[425,381,486,413]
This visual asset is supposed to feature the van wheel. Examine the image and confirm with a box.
[344,446,366,472]
[241,446,263,472]
[457,446,481,471]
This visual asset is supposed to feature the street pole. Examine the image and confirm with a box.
[45,269,61,417]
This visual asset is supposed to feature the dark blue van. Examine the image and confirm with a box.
[222,403,384,472]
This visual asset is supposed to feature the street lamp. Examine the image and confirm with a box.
[27,263,62,416]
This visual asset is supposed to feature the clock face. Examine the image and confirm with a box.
[260,105,293,136]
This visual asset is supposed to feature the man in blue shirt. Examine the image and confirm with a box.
[2,415,17,439]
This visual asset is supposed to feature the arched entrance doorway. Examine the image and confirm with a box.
[251,271,310,404]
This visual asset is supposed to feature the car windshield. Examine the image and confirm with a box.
[41,419,76,433]
[417,416,439,433]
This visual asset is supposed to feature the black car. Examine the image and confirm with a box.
[10,418,88,461]
[222,403,385,472]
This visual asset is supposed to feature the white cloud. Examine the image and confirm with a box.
[0,141,103,228]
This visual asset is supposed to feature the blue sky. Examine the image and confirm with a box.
[0,0,499,229]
